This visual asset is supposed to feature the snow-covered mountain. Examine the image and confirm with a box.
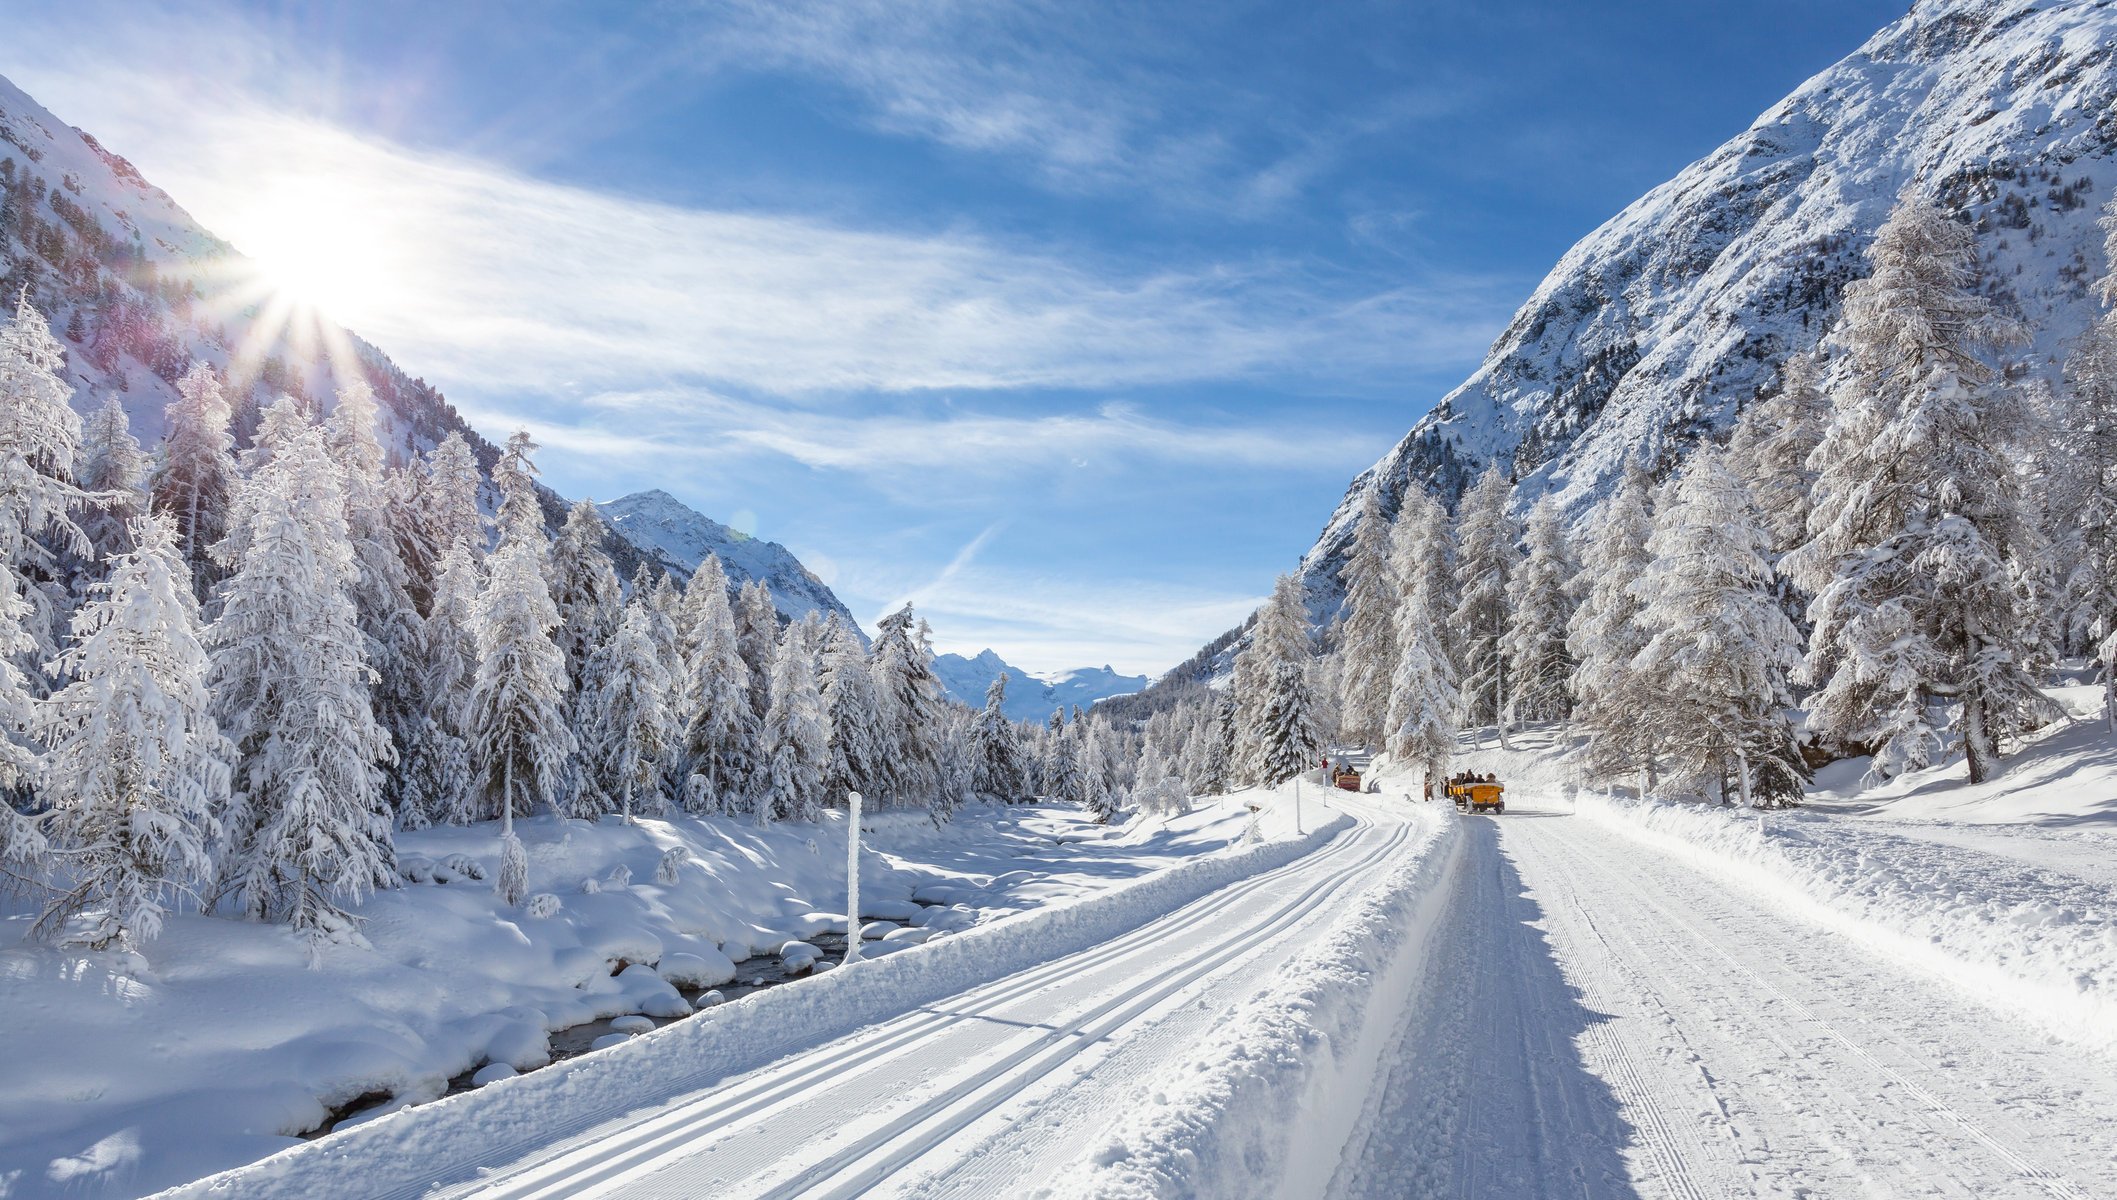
[597,489,857,627]
[1295,0,2117,617]
[932,649,1148,722]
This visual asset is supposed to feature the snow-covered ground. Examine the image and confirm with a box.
[0,795,1300,1200]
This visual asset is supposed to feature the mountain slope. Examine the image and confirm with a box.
[1295,0,2117,614]
[597,490,857,627]
[932,649,1148,723]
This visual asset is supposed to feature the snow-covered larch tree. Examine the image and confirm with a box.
[761,619,828,823]
[325,379,419,817]
[74,393,150,574]
[151,362,237,602]
[870,605,945,813]
[1041,710,1079,802]
[1785,194,2056,783]
[1332,488,1398,749]
[674,554,758,814]
[735,580,779,726]
[1450,466,1516,746]
[398,538,481,828]
[550,499,622,695]
[1632,450,1806,806]
[467,432,574,904]
[1080,721,1118,823]
[1235,573,1322,785]
[208,421,395,938]
[1568,459,1660,792]
[971,675,1028,802]
[1385,488,1457,792]
[418,432,485,565]
[35,514,230,948]
[1501,496,1576,724]
[0,291,92,661]
[578,601,673,823]
[818,615,883,808]
[2056,196,2117,727]
[1727,348,1832,568]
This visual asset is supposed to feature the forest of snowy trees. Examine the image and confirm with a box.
[1203,191,2117,809]
[0,290,1197,953]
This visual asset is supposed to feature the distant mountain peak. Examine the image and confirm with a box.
[932,650,1147,722]
[597,489,856,630]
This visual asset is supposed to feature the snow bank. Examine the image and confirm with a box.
[1055,804,1463,1200]
[1576,792,2117,1055]
[150,798,1352,1199]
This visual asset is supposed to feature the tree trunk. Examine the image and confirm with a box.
[502,754,514,838]
[1737,750,1753,809]
[1962,691,1993,785]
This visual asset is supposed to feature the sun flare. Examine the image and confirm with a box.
[222,177,394,325]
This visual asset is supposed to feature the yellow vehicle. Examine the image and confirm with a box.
[1445,775,1506,814]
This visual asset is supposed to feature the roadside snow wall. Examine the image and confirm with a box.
[1576,793,2117,1056]
[155,805,1355,1200]
[1057,803,1463,1200]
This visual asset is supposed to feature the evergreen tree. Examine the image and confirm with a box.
[735,580,779,726]
[1080,721,1117,822]
[35,514,229,948]
[1332,488,1398,748]
[398,540,480,828]
[0,292,92,661]
[972,674,1029,802]
[674,554,758,814]
[1633,450,1807,806]
[1041,710,1079,801]
[418,432,485,565]
[934,706,978,825]
[0,558,43,873]
[1786,195,2056,783]
[152,362,236,602]
[75,393,150,572]
[325,380,419,818]
[1385,488,1457,789]
[870,605,945,812]
[761,619,828,823]
[579,602,672,822]
[550,499,622,693]
[2057,197,2117,728]
[467,433,573,904]
[1235,574,1321,784]
[818,615,884,807]
[1450,466,1516,744]
[1728,349,1831,566]
[1501,497,1576,724]
[1569,460,1661,791]
[208,423,394,937]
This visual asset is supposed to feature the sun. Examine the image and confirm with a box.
[224,177,395,325]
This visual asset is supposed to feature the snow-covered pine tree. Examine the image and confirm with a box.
[818,614,884,808]
[1569,459,1660,791]
[971,675,1028,802]
[674,554,759,814]
[208,421,395,937]
[735,580,778,726]
[550,499,622,694]
[74,393,150,573]
[870,605,945,813]
[761,619,828,823]
[1332,488,1398,749]
[1632,450,1807,806]
[35,514,229,948]
[579,602,673,823]
[152,362,237,602]
[2057,197,2117,728]
[467,432,574,905]
[1041,710,1078,802]
[419,432,485,563]
[325,379,419,818]
[1728,349,1831,568]
[934,706,978,825]
[398,539,482,828]
[1785,194,2057,783]
[1450,466,1516,746]
[1384,488,1457,790]
[1235,573,1322,784]
[0,558,42,874]
[0,292,92,662]
[1501,497,1576,724]
[1080,720,1118,823]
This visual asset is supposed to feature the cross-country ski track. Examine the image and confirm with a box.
[161,785,2117,1199]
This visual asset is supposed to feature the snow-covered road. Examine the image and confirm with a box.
[417,792,1419,1199]
[1336,795,2117,1199]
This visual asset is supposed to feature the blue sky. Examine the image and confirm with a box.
[3,0,1905,674]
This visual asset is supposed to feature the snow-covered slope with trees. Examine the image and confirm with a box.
[1296,0,2117,614]
[932,648,1149,722]
[595,489,855,627]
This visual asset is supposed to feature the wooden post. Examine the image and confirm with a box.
[844,790,863,965]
